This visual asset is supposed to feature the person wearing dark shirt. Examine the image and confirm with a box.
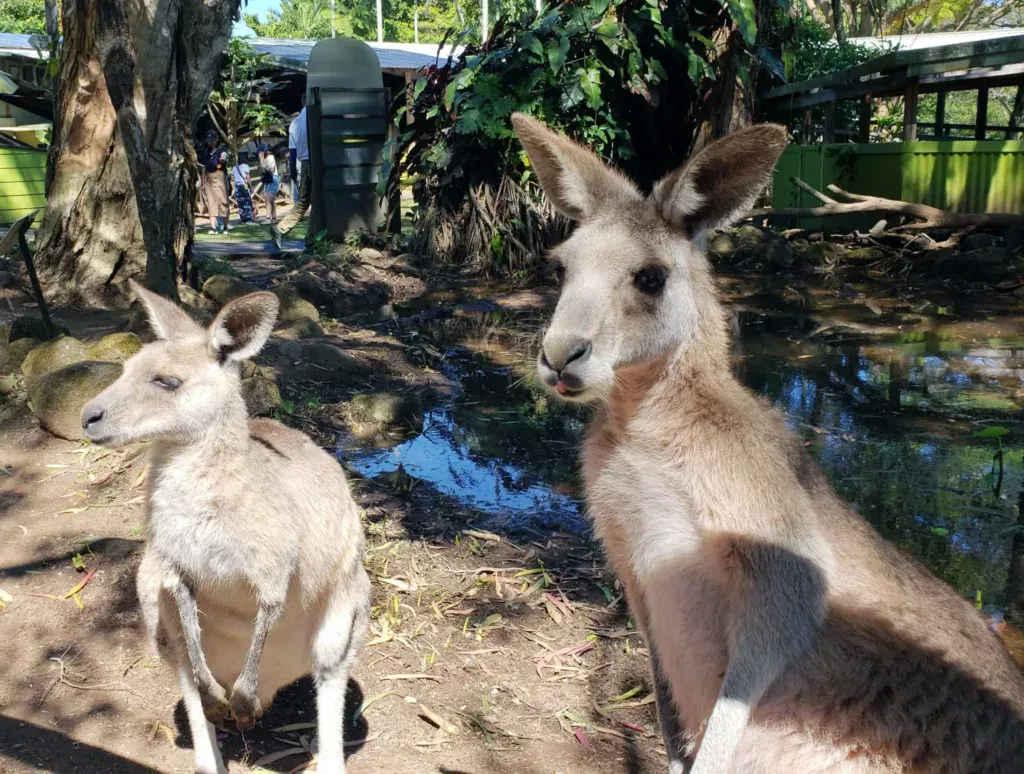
[200,129,230,234]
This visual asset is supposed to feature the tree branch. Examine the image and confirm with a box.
[752,178,1024,230]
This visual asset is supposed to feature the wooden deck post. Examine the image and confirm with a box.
[824,100,836,143]
[976,86,990,140]
[903,79,919,141]
[803,108,813,145]
[935,90,946,139]
[858,95,872,142]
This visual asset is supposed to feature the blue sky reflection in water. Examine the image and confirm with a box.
[346,407,584,529]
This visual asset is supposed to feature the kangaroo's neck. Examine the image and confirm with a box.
[152,397,251,476]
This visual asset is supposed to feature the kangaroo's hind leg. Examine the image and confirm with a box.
[311,571,370,774]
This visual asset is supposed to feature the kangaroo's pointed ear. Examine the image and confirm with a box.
[130,280,202,341]
[208,292,279,364]
[512,113,640,221]
[653,124,788,236]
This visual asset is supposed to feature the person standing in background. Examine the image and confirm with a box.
[231,154,256,223]
[258,144,280,223]
[289,108,301,207]
[200,129,230,234]
[272,95,312,250]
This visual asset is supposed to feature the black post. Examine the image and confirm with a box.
[975,87,990,141]
[16,217,57,340]
[935,91,946,139]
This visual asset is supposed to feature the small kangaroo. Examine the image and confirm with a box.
[513,114,1024,774]
[81,283,370,774]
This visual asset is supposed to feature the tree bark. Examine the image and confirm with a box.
[1008,484,1024,625]
[34,0,237,306]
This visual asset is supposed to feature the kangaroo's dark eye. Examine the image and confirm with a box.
[634,266,667,295]
[152,375,182,391]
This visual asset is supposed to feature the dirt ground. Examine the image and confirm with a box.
[0,262,668,774]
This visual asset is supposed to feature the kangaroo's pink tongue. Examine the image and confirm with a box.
[556,382,569,395]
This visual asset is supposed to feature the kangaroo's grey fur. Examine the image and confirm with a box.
[513,113,1024,774]
[82,284,370,774]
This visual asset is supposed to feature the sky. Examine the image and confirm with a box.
[233,0,280,37]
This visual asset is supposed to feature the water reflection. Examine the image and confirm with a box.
[344,293,1023,611]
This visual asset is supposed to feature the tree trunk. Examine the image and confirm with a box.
[34,0,237,306]
[831,0,846,43]
[1008,484,1024,624]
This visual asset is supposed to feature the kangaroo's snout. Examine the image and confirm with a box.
[539,337,592,395]
[81,401,108,441]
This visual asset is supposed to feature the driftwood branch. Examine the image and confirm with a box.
[753,178,1024,231]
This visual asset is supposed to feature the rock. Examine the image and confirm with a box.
[734,225,765,246]
[21,337,90,385]
[29,361,122,440]
[348,392,423,436]
[764,241,794,269]
[794,241,846,266]
[275,317,325,340]
[0,372,21,396]
[708,232,737,259]
[1005,227,1024,252]
[0,337,39,373]
[275,340,303,361]
[291,269,389,319]
[242,376,283,416]
[180,285,219,314]
[960,233,998,252]
[87,332,142,364]
[10,316,63,342]
[0,270,16,288]
[203,274,258,305]
[273,287,320,325]
[357,247,386,264]
[932,247,1016,281]
[300,342,361,373]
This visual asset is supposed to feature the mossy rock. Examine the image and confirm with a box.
[0,337,40,374]
[88,332,142,364]
[29,361,122,440]
[9,316,68,342]
[242,376,283,417]
[276,317,325,340]
[708,232,737,258]
[180,285,219,314]
[348,392,423,437]
[794,241,846,265]
[203,274,259,305]
[734,225,765,246]
[22,337,90,385]
[844,247,888,263]
[273,287,320,325]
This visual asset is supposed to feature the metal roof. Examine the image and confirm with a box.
[768,32,1024,109]
[0,32,457,72]
[849,27,1024,52]
[247,38,460,72]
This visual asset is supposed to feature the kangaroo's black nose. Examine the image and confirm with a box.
[82,407,106,431]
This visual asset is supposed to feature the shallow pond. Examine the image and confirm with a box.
[343,280,1024,613]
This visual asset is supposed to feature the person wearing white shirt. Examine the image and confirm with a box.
[273,95,313,249]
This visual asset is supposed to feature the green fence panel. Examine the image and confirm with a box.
[0,148,46,226]
[772,140,1024,229]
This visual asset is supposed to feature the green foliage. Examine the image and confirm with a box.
[0,0,46,34]
[384,0,763,274]
[207,40,287,156]
[242,0,481,44]
[243,0,350,39]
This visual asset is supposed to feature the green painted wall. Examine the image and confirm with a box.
[773,140,1024,229]
[0,148,46,226]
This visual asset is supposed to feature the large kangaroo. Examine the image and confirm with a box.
[512,114,1024,774]
[81,284,370,774]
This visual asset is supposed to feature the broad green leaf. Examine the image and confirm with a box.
[414,77,428,99]
[579,67,602,106]
[724,0,757,45]
[930,527,949,537]
[521,33,544,61]
[547,35,570,73]
[444,81,457,111]
[591,0,612,13]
